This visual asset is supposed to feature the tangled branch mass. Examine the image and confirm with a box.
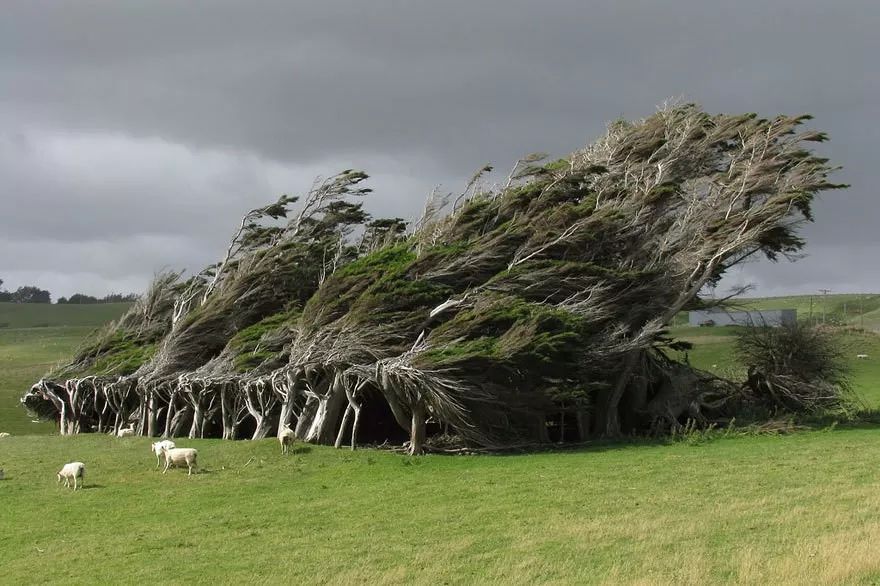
[22,104,845,454]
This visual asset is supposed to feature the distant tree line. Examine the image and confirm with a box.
[57,293,139,304]
[0,277,137,304]
[0,279,51,303]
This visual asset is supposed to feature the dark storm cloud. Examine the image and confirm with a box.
[0,0,877,297]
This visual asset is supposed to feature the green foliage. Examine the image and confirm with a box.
[419,336,500,362]
[352,273,452,319]
[333,243,416,279]
[422,296,587,372]
[228,307,298,373]
[302,244,417,329]
[88,337,157,376]
[56,330,157,378]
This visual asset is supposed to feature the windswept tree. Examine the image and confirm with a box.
[24,103,846,449]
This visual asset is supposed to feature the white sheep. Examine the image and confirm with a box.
[0,432,10,438]
[279,426,296,455]
[161,447,198,475]
[57,461,85,490]
[857,354,869,360]
[151,440,176,468]
[117,427,135,438]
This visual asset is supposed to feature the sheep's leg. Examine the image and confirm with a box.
[163,460,170,474]
[73,476,78,491]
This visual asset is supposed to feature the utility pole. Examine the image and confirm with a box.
[819,289,832,325]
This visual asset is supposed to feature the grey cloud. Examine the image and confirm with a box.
[0,128,446,296]
[0,1,877,296]
[721,243,880,297]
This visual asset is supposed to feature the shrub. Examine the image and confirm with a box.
[736,323,854,414]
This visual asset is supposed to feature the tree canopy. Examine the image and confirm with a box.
[23,104,847,452]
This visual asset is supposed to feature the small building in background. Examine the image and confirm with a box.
[688,309,797,327]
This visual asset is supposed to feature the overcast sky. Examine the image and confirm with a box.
[1,1,877,299]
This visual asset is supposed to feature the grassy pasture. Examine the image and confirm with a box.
[0,327,92,435]
[0,302,132,329]
[670,325,880,407]
[0,303,130,435]
[2,297,880,583]
[4,432,880,584]
[742,294,880,328]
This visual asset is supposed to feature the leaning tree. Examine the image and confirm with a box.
[23,103,845,450]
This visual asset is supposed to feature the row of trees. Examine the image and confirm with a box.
[22,104,849,453]
[0,278,137,304]
[57,293,139,304]
[0,281,51,303]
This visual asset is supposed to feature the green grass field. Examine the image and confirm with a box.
[4,431,880,584]
[742,294,880,327]
[0,302,131,435]
[0,302,132,329]
[669,325,880,407]
[2,298,880,584]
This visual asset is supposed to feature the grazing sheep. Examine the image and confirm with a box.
[57,462,85,490]
[279,426,296,455]
[116,427,135,438]
[162,447,198,475]
[0,432,10,438]
[151,440,176,468]
[857,354,869,359]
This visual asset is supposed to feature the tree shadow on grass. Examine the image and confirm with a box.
[289,446,312,455]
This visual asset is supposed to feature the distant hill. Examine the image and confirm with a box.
[672,294,880,331]
[0,302,133,329]
[742,294,880,327]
